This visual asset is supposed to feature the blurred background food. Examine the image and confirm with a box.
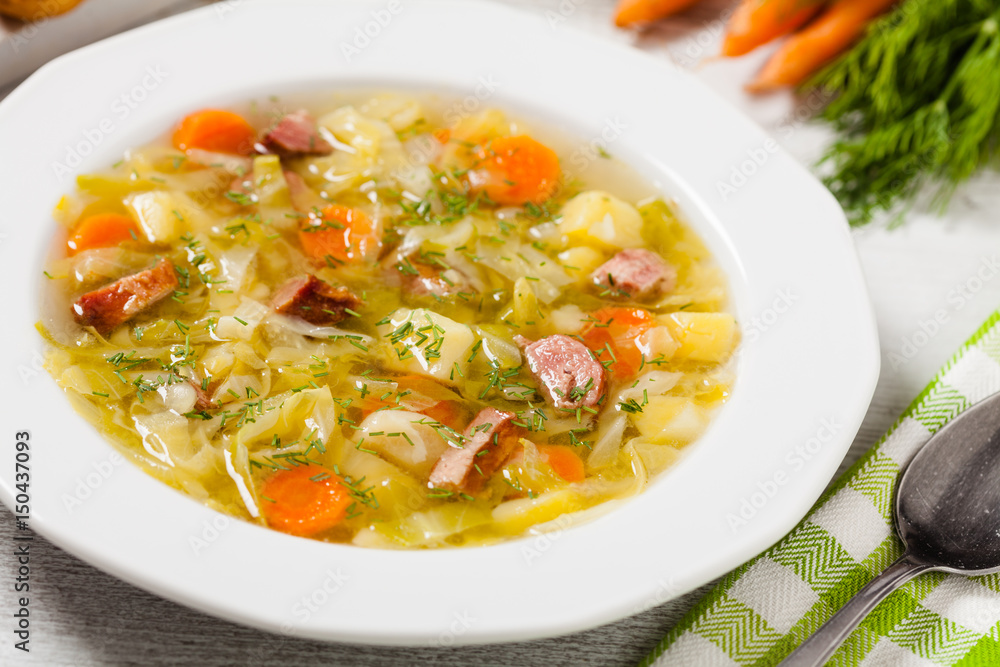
[614,0,902,89]
[0,0,203,92]
[0,0,84,20]
[614,0,1000,227]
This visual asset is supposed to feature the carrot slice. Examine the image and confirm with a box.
[298,205,380,265]
[722,0,827,57]
[361,401,463,430]
[469,135,561,206]
[356,375,465,426]
[748,0,897,90]
[582,307,654,380]
[423,400,465,432]
[359,399,463,431]
[614,0,702,27]
[538,445,586,483]
[66,213,141,255]
[260,464,352,537]
[172,109,257,155]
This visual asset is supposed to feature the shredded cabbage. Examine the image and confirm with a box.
[40,92,736,549]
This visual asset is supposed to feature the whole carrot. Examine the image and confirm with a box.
[614,0,703,27]
[723,0,828,57]
[748,0,898,90]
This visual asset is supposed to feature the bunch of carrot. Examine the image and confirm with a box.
[614,0,898,90]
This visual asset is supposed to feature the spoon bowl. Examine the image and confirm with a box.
[896,391,1000,573]
[782,390,1000,666]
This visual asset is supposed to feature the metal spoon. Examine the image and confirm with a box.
[781,390,1000,666]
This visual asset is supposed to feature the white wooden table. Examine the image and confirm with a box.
[3,1,999,664]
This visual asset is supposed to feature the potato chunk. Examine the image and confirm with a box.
[558,191,644,250]
[637,325,680,361]
[125,191,208,243]
[378,308,476,384]
[359,93,424,132]
[449,109,510,144]
[633,396,708,444]
[660,312,738,362]
[356,409,450,477]
[557,246,605,281]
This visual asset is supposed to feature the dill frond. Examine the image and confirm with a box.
[807,0,1000,226]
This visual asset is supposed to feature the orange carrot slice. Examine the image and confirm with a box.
[469,135,561,206]
[360,399,464,432]
[748,0,897,91]
[260,464,352,537]
[722,0,827,57]
[614,0,703,27]
[66,213,141,255]
[582,307,654,380]
[298,205,380,265]
[423,401,466,432]
[172,109,257,155]
[538,445,586,483]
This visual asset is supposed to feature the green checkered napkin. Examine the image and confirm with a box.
[641,313,1000,667]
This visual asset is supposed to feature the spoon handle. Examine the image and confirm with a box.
[779,553,933,667]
